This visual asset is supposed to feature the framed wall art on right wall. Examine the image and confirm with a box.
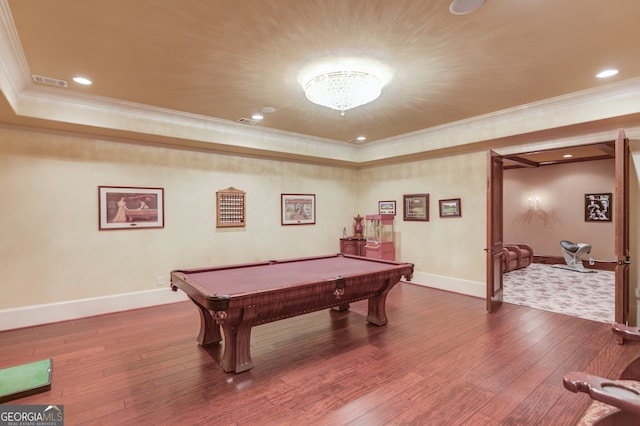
[403,193,429,221]
[439,198,461,218]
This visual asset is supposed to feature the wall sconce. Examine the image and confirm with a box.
[528,196,541,210]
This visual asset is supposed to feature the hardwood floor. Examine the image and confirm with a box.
[2,283,640,425]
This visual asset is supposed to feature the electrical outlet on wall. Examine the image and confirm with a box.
[156,275,164,286]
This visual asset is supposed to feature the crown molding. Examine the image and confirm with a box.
[1,1,639,166]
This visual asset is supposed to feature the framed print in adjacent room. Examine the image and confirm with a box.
[403,194,429,221]
[585,193,612,222]
[281,194,316,225]
[98,186,164,230]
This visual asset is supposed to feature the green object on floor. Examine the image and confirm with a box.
[0,358,53,403]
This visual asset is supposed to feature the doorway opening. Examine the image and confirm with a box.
[500,143,616,322]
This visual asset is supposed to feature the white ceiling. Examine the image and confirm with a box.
[1,0,640,165]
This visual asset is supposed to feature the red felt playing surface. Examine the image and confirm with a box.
[182,255,398,295]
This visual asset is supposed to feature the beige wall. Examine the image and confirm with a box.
[2,124,639,327]
[0,126,360,309]
[358,152,487,285]
[503,159,615,260]
[0,125,488,314]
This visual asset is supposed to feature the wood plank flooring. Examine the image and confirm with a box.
[2,283,640,425]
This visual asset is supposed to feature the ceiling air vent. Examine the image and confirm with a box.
[237,117,258,125]
[32,74,68,88]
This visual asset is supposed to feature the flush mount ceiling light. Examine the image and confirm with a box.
[298,57,392,113]
[303,71,381,112]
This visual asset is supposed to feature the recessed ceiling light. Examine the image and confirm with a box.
[251,113,264,120]
[449,0,485,15]
[563,154,573,158]
[356,136,367,141]
[596,69,619,79]
[260,107,276,114]
[72,76,92,85]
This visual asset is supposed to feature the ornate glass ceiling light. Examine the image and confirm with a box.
[304,70,382,112]
[299,58,392,114]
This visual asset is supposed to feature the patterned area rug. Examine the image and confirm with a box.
[503,263,614,323]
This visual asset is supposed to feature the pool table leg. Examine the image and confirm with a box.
[191,298,222,346]
[366,281,393,326]
[219,305,258,373]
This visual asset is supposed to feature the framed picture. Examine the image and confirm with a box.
[281,194,316,225]
[378,200,396,215]
[439,198,461,218]
[585,193,612,222]
[98,186,164,230]
[403,193,429,221]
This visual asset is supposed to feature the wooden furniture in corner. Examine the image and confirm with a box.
[340,238,366,256]
[563,324,640,425]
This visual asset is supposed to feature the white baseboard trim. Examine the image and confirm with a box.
[0,288,188,331]
[1,272,484,332]
[408,271,485,298]
[3,271,627,330]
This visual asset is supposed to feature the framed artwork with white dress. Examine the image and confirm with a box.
[98,186,164,230]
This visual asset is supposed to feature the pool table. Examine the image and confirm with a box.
[170,253,413,373]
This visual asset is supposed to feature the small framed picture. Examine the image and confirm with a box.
[439,198,461,218]
[403,194,429,221]
[378,200,396,215]
[585,193,612,222]
[99,186,164,230]
[281,194,316,225]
